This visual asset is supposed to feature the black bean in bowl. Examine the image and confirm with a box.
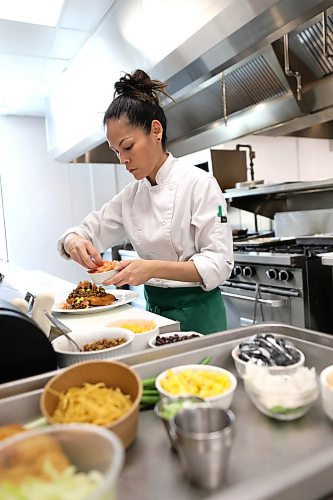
[155,333,201,346]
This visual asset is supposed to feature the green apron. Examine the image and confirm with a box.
[144,285,227,335]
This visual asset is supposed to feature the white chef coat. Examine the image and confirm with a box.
[58,153,234,291]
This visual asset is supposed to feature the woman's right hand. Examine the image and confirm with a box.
[64,234,103,269]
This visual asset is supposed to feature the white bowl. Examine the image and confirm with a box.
[244,365,318,421]
[320,365,333,421]
[155,364,237,410]
[52,327,135,367]
[87,269,118,285]
[231,345,305,379]
[105,318,159,352]
[148,331,203,348]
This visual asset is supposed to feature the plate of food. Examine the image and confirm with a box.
[52,281,138,314]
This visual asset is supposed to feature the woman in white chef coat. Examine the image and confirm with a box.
[58,69,233,334]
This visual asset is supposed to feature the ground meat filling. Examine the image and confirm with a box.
[64,281,114,310]
[83,337,127,351]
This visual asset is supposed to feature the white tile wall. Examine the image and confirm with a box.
[182,134,333,232]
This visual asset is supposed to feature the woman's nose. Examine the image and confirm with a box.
[118,152,129,164]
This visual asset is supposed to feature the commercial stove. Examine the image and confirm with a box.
[221,237,333,333]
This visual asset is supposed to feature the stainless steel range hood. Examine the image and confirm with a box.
[162,1,333,157]
[71,0,333,163]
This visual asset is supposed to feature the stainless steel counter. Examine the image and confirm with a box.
[1,323,333,499]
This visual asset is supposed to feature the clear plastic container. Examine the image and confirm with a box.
[244,379,319,421]
[0,423,124,499]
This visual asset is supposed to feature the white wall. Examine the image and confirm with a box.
[221,135,333,183]
[182,135,333,233]
[0,116,77,280]
[183,135,333,184]
[0,116,132,284]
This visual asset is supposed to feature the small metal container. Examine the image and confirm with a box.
[154,396,204,451]
[172,404,235,490]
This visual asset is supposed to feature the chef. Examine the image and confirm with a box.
[58,69,233,334]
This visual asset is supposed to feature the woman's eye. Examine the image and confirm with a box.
[124,145,133,151]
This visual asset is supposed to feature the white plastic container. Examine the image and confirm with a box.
[155,364,237,410]
[231,345,305,379]
[320,365,333,421]
[87,269,118,285]
[52,327,135,367]
[105,318,159,351]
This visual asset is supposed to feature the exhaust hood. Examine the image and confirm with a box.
[162,4,333,157]
[65,0,333,163]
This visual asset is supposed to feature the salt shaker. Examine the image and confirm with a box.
[31,292,55,336]
[11,297,29,315]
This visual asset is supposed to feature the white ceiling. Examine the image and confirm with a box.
[0,0,115,117]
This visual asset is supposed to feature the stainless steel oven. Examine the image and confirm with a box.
[221,245,333,333]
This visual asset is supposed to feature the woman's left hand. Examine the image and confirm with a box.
[103,260,154,287]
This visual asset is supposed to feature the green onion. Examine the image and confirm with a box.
[199,356,212,365]
[142,389,160,396]
[141,395,160,405]
[142,377,157,389]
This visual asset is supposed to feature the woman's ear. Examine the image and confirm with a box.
[151,119,163,141]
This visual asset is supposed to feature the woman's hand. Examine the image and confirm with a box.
[104,260,154,287]
[64,234,103,269]
[103,259,202,287]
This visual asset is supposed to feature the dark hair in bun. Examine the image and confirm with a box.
[103,69,170,149]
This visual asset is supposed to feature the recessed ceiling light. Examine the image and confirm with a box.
[0,0,65,27]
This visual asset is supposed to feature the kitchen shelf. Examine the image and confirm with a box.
[224,178,333,218]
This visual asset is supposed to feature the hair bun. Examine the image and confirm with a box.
[114,69,168,105]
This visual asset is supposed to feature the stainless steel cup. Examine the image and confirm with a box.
[154,396,204,451]
[172,404,235,490]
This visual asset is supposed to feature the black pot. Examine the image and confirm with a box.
[0,299,57,384]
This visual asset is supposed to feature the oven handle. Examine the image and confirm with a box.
[223,282,301,297]
[220,290,288,308]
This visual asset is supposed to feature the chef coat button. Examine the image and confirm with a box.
[138,224,143,231]
[161,219,166,226]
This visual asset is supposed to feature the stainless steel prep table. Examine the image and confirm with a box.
[2,323,333,500]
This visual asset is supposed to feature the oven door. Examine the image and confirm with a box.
[220,284,297,328]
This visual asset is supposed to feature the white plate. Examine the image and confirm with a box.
[52,290,138,314]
